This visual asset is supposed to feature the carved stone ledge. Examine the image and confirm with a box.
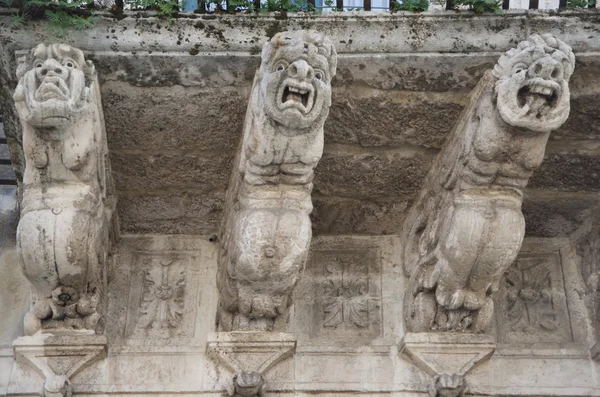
[12,333,107,397]
[400,333,495,397]
[206,332,296,397]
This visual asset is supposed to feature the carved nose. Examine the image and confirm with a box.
[528,58,562,80]
[37,59,68,79]
[288,60,314,80]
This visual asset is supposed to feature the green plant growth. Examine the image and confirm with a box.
[453,0,504,14]
[2,0,96,35]
[128,0,182,19]
[391,0,428,11]
[567,0,595,8]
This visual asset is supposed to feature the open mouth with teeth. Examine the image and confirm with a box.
[279,79,314,114]
[36,76,69,102]
[516,79,560,117]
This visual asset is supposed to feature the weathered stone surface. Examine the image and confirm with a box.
[522,193,599,237]
[530,152,600,191]
[94,53,258,88]
[0,185,28,345]
[111,152,234,192]
[218,31,337,332]
[402,35,576,333]
[0,144,9,160]
[118,193,224,234]
[312,196,410,235]
[13,43,117,336]
[102,83,248,153]
[0,164,15,180]
[314,150,435,199]
[325,91,465,148]
[553,94,600,140]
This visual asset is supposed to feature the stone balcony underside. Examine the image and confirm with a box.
[2,11,600,238]
[2,11,600,397]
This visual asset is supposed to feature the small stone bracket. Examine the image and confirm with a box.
[206,332,296,396]
[400,333,495,397]
[13,333,107,397]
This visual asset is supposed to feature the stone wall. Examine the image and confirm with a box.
[1,11,600,237]
[1,10,600,397]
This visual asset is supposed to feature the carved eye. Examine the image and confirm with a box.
[274,62,288,72]
[35,62,43,68]
[512,63,527,74]
[314,69,325,81]
[64,59,76,68]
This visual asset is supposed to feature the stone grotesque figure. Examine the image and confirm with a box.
[13,44,116,335]
[402,35,575,333]
[217,31,337,331]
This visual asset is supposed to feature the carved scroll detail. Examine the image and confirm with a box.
[401,34,575,333]
[217,31,337,331]
[13,43,117,335]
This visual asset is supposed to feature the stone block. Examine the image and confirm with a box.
[314,150,434,199]
[493,238,590,348]
[293,236,402,347]
[94,53,258,88]
[530,152,600,191]
[553,94,600,141]
[111,151,234,193]
[117,193,224,235]
[0,164,15,180]
[0,144,9,161]
[102,82,247,153]
[325,91,464,148]
[522,193,599,237]
[311,196,410,235]
[106,235,219,346]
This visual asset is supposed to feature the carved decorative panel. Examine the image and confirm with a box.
[321,251,374,330]
[125,252,199,339]
[295,242,383,343]
[495,248,572,344]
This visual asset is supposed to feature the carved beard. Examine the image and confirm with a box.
[14,66,90,128]
[259,66,332,132]
[495,70,570,133]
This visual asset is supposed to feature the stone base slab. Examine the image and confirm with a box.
[399,332,496,377]
[10,333,107,396]
[206,332,296,394]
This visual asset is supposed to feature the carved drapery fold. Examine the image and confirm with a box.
[13,43,117,336]
[217,31,337,331]
[401,34,575,333]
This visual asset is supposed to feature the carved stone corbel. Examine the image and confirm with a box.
[400,333,495,397]
[216,31,337,331]
[401,34,576,333]
[13,43,117,336]
[206,332,296,396]
[13,334,107,397]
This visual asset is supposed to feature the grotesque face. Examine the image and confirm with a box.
[13,43,94,128]
[493,34,575,132]
[258,31,337,131]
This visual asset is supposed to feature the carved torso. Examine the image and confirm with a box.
[21,122,101,213]
[460,94,551,192]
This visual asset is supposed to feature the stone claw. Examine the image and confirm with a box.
[430,374,466,397]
